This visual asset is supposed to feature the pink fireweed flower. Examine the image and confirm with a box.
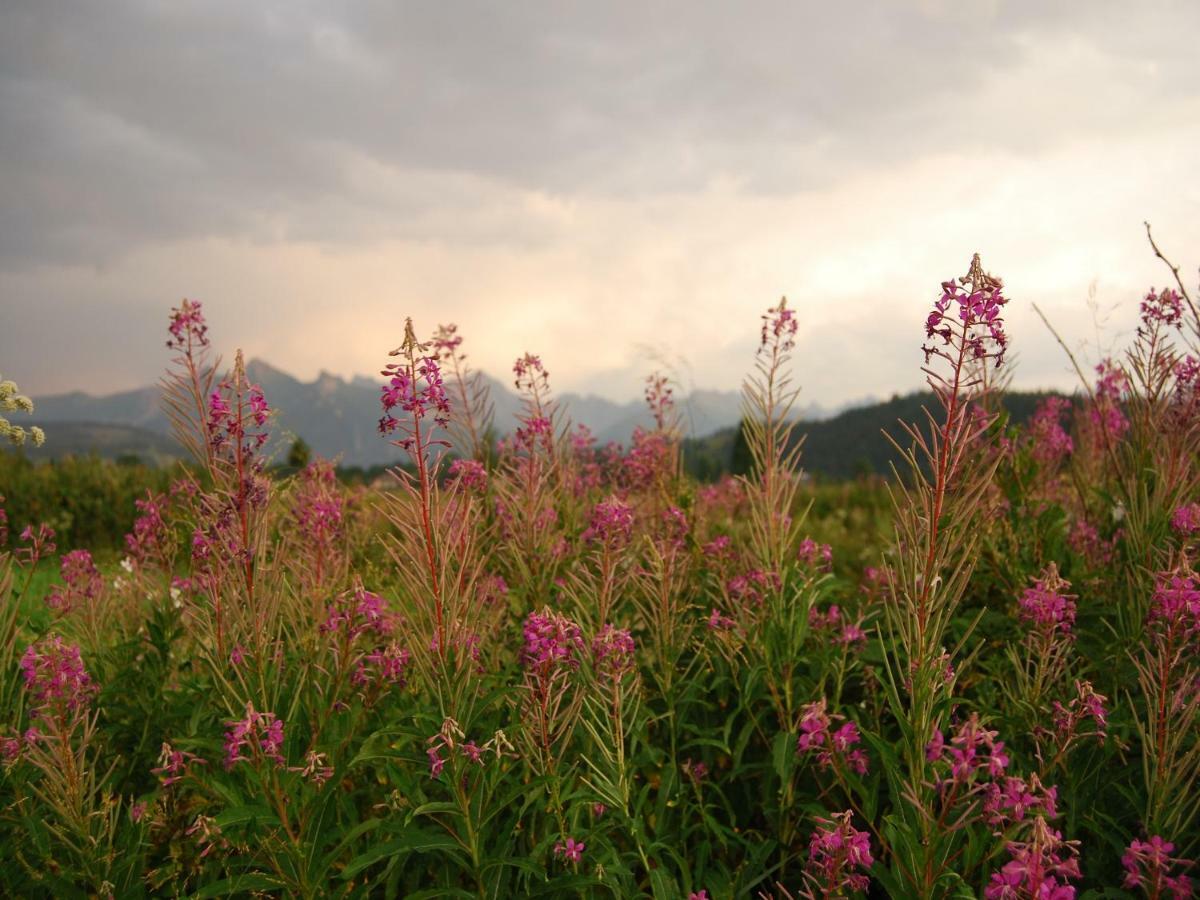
[1089,358,1130,442]
[803,811,873,895]
[521,609,585,671]
[321,587,394,644]
[431,322,464,357]
[191,528,213,562]
[570,423,595,454]
[288,750,335,788]
[796,699,869,774]
[1029,396,1075,465]
[592,624,636,681]
[166,298,209,350]
[354,588,390,632]
[658,506,689,550]
[689,892,710,900]
[1018,564,1077,638]
[702,535,733,561]
[424,718,470,780]
[293,460,344,546]
[352,643,411,690]
[682,758,708,783]
[809,603,841,631]
[1148,572,1200,642]
[152,742,207,788]
[623,427,673,490]
[797,537,833,571]
[1051,680,1108,742]
[761,298,799,354]
[1172,503,1200,537]
[645,373,675,430]
[20,635,96,718]
[923,256,1009,369]
[427,747,446,778]
[1,734,20,765]
[984,816,1081,900]
[554,837,585,863]
[928,714,1009,783]
[124,491,170,564]
[206,356,272,464]
[16,523,56,568]
[926,728,946,762]
[1173,355,1200,421]
[513,353,549,392]
[448,458,488,492]
[796,702,830,751]
[514,414,554,455]
[1068,517,1119,566]
[223,703,285,769]
[187,815,228,860]
[707,608,736,631]
[1140,287,1185,334]
[45,549,103,615]
[583,496,635,546]
[1123,835,1194,898]
[983,774,1059,829]
[379,353,451,442]
[838,621,868,648]
[726,568,781,608]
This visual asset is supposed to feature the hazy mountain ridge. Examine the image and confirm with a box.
[25,360,842,467]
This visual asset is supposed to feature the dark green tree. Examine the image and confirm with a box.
[729,416,754,477]
[287,436,312,470]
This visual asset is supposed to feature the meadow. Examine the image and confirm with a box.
[0,247,1198,899]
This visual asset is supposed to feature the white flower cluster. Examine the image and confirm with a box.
[0,375,45,447]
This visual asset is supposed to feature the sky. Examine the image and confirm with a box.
[2,1,1198,407]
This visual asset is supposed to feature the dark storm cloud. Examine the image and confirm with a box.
[3,0,1197,269]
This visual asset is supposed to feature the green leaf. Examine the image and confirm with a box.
[340,830,465,880]
[214,804,279,829]
[191,873,285,898]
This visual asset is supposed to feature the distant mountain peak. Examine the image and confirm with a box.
[30,357,839,467]
[244,358,298,385]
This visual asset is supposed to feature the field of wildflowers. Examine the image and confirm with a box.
[1,244,1199,899]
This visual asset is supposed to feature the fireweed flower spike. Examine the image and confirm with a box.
[984,816,1082,899]
[1018,563,1077,637]
[876,254,1016,892]
[1172,502,1200,537]
[166,298,209,350]
[376,318,464,670]
[1028,396,1075,466]
[223,702,286,769]
[802,811,873,896]
[795,699,869,774]
[519,607,585,803]
[554,837,585,864]
[922,255,1009,368]
[1123,835,1194,898]
[379,321,452,446]
[20,636,96,720]
[592,624,636,689]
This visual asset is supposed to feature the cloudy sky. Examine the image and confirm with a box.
[2,1,1198,408]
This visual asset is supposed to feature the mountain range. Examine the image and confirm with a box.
[20,360,846,468]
